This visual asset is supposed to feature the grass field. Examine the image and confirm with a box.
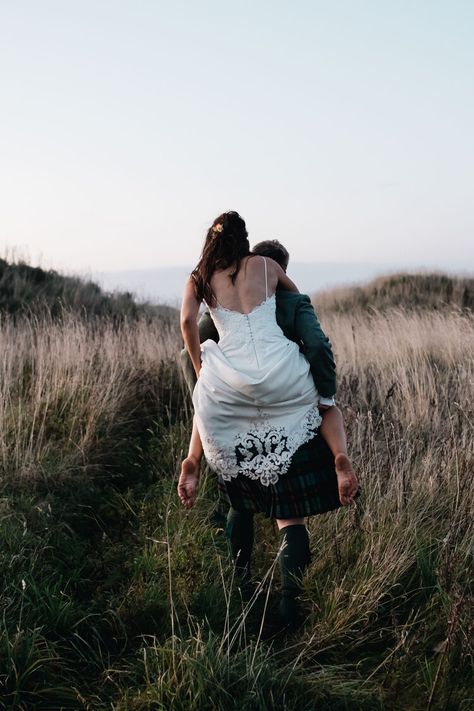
[0,289,472,709]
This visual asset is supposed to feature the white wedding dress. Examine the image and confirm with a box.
[192,258,322,487]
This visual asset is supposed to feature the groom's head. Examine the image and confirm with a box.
[251,240,289,272]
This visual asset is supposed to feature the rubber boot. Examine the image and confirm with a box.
[225,508,255,597]
[278,524,311,631]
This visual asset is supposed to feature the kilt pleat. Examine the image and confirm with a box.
[217,432,341,519]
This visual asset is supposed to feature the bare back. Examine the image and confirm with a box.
[181,254,298,374]
[209,255,279,314]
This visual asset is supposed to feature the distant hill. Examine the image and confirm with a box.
[95,262,410,305]
[0,258,177,322]
[313,272,474,313]
[2,259,471,322]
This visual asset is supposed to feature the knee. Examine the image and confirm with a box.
[276,517,305,531]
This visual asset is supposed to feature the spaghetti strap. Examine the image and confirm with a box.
[262,256,268,298]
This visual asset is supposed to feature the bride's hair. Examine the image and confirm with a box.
[191,211,250,304]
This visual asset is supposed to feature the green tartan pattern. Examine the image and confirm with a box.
[217,433,341,519]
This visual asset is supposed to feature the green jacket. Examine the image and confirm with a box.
[179,291,336,397]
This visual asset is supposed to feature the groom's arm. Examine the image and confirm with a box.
[179,311,219,395]
[294,295,336,399]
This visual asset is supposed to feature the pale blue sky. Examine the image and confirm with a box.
[1,0,473,272]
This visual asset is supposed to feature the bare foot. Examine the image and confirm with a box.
[177,456,200,509]
[335,453,359,506]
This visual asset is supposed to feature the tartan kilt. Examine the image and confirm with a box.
[217,432,341,519]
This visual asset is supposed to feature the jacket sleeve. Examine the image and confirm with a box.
[198,310,219,343]
[294,296,336,398]
[179,311,219,396]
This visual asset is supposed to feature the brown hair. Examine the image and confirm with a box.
[252,240,289,270]
[191,211,250,305]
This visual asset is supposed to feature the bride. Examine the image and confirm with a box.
[179,211,358,627]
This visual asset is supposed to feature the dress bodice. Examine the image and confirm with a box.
[208,293,277,338]
[207,293,288,369]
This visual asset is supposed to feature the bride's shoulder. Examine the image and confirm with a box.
[247,254,280,273]
[264,256,284,273]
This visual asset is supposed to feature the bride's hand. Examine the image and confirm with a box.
[177,455,200,509]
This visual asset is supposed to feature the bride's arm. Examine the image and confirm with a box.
[271,259,299,293]
[180,278,202,376]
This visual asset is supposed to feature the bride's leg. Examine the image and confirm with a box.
[177,419,203,509]
[187,417,203,462]
[276,518,310,630]
[319,406,358,505]
[319,406,347,458]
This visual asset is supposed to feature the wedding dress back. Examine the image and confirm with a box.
[193,256,322,486]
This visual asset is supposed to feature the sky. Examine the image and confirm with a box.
[1,0,473,274]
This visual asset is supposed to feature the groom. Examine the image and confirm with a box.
[179,240,357,627]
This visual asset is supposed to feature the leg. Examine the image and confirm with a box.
[187,417,203,462]
[177,418,202,509]
[276,518,311,630]
[319,405,347,458]
[208,480,229,527]
[319,406,359,505]
[276,517,304,530]
[226,508,255,589]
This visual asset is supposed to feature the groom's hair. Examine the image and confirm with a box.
[252,240,290,272]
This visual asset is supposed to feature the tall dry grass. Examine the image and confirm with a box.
[298,308,473,699]
[0,313,182,483]
[0,305,472,709]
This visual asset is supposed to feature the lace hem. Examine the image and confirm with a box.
[204,406,322,486]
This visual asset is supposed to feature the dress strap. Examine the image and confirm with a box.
[262,256,268,298]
